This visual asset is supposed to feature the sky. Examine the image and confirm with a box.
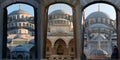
[7,3,116,20]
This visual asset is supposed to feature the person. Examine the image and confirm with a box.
[81,53,86,60]
[111,46,119,60]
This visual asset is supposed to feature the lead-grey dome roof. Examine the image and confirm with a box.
[9,9,32,15]
[12,45,28,52]
[50,10,71,15]
[90,49,108,55]
[86,11,110,19]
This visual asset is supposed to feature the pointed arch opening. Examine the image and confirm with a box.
[54,39,66,55]
[83,2,117,59]
[44,3,77,59]
[3,2,37,59]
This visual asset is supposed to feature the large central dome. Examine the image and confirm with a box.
[9,9,32,15]
[86,11,110,19]
[50,10,71,15]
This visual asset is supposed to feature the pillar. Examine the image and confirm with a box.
[36,5,42,60]
[39,3,46,59]
[74,4,83,60]
[0,6,3,60]
[117,10,120,59]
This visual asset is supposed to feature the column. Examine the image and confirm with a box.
[37,4,43,60]
[0,6,3,60]
[39,4,46,59]
[74,4,83,60]
[117,10,120,59]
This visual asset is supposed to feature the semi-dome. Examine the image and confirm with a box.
[7,38,12,43]
[9,9,32,15]
[89,24,111,29]
[50,10,71,15]
[86,11,110,19]
[91,34,107,40]
[90,49,108,55]
[28,39,34,44]
[12,45,28,52]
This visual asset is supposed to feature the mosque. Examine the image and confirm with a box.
[6,6,117,59]
[1,0,120,60]
[7,8,35,59]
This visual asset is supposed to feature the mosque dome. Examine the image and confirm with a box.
[28,39,34,44]
[50,10,71,15]
[12,45,28,52]
[52,18,70,25]
[86,11,110,19]
[90,49,108,55]
[9,9,32,15]
[7,38,12,43]
[89,24,111,29]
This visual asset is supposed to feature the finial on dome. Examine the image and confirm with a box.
[98,4,100,12]
[19,4,22,10]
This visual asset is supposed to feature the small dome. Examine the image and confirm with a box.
[7,38,12,43]
[89,24,111,29]
[14,34,20,39]
[28,39,34,44]
[12,45,28,52]
[90,49,108,55]
[91,34,107,40]
[86,11,110,19]
[9,9,32,15]
[50,10,71,15]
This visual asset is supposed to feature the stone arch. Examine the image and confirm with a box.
[1,0,39,8]
[81,0,119,10]
[54,39,67,55]
[42,0,81,59]
[82,1,118,59]
[1,0,39,59]
[69,39,75,45]
[82,0,119,10]
[69,39,75,56]
[54,39,66,46]
[41,0,79,8]
[46,39,52,52]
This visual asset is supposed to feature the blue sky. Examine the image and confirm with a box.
[7,3,116,20]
